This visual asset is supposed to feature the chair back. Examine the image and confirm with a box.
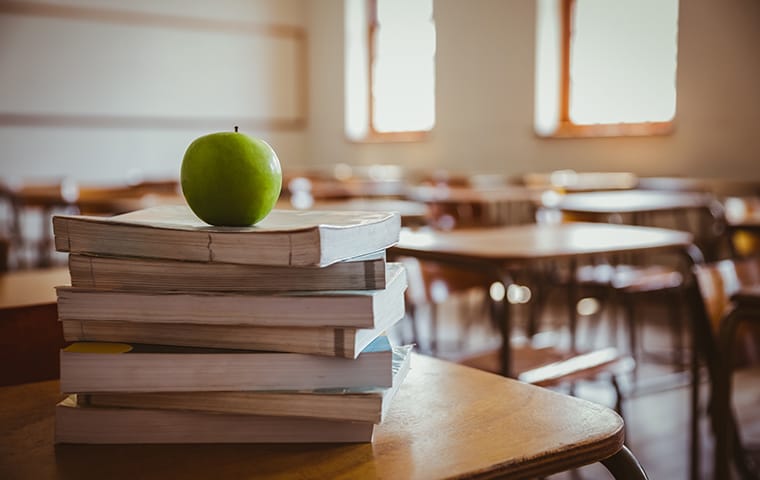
[692,256,760,370]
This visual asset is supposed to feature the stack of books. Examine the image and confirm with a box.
[51,204,410,444]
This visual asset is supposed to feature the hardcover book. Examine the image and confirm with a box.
[53,204,401,267]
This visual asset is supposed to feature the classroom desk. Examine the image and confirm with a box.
[0,267,69,385]
[391,223,694,376]
[0,354,646,480]
[310,198,429,227]
[405,185,539,227]
[555,190,715,221]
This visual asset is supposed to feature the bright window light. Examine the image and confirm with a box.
[570,0,679,124]
[534,0,679,135]
[345,0,435,139]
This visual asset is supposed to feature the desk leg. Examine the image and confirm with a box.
[600,446,648,480]
[567,257,578,353]
[680,245,705,480]
[497,271,514,378]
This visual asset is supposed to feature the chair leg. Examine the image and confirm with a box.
[407,305,420,348]
[689,337,700,480]
[668,290,684,370]
[622,295,639,381]
[611,374,627,444]
[430,302,439,355]
[600,446,649,480]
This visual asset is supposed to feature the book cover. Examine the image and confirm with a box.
[80,345,412,423]
[60,336,395,393]
[57,263,407,329]
[53,204,401,267]
[68,250,387,292]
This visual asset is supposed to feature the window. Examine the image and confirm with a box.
[345,0,436,142]
[535,0,679,137]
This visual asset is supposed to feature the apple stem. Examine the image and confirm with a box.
[234,126,239,133]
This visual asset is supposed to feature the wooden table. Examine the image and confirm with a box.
[0,267,69,385]
[555,190,715,221]
[309,198,429,227]
[554,189,721,260]
[5,181,182,267]
[0,354,646,479]
[391,223,694,376]
[405,185,539,228]
[523,171,638,193]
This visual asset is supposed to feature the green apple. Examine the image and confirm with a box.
[181,127,282,226]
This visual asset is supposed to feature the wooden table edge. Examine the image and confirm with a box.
[476,422,625,479]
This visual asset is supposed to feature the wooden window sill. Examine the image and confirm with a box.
[347,130,431,144]
[540,121,675,139]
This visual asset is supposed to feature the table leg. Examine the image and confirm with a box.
[567,257,578,353]
[600,446,648,480]
[497,270,515,378]
[680,244,705,480]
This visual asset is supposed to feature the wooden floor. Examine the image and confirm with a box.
[389,289,760,480]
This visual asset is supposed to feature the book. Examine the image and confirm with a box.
[60,336,396,393]
[79,346,412,423]
[53,204,401,267]
[57,263,406,329]
[55,396,375,444]
[60,292,405,358]
[68,250,387,292]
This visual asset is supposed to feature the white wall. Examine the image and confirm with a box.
[2,0,759,184]
[307,0,760,180]
[0,0,309,184]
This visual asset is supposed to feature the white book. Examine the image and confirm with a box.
[53,204,401,267]
[57,263,406,329]
[60,337,397,393]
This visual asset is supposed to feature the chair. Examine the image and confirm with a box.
[690,257,760,479]
[398,256,635,421]
[558,198,728,376]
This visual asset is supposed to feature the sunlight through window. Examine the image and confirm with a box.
[535,0,679,137]
[345,0,436,140]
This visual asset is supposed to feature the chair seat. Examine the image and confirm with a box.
[571,264,683,293]
[611,265,683,293]
[457,343,634,388]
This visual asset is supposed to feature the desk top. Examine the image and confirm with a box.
[0,355,624,480]
[556,190,714,214]
[392,223,693,265]
[0,267,69,311]
[406,185,539,204]
[310,198,429,220]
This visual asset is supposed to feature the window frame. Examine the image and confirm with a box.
[550,0,676,138]
[350,0,432,143]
